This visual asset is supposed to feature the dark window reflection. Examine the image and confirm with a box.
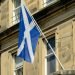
[15,68,23,75]
[47,36,56,75]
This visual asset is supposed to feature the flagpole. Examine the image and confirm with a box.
[21,0,65,70]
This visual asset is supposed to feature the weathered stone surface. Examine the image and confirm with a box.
[51,70,75,75]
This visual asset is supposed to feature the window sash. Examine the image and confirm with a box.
[46,36,56,74]
[44,0,59,6]
[13,54,23,75]
[45,53,54,58]
[14,67,23,75]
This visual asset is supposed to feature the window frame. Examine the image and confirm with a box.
[45,34,57,75]
[12,0,21,25]
[43,0,59,7]
[12,53,23,75]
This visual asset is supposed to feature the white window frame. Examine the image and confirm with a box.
[12,0,21,25]
[13,55,23,75]
[45,35,57,75]
[44,0,59,7]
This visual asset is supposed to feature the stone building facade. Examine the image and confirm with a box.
[0,0,75,75]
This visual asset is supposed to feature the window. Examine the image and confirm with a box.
[46,36,56,75]
[13,0,20,8]
[44,0,59,7]
[12,0,21,25]
[13,55,23,75]
[45,0,54,4]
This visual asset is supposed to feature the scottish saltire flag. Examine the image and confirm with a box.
[17,0,40,63]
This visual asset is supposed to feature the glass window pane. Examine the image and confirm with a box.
[15,56,23,68]
[47,36,55,54]
[13,55,23,75]
[47,55,56,74]
[13,0,20,8]
[46,0,53,3]
[15,68,23,75]
[12,0,20,24]
[44,0,59,7]
[47,36,56,75]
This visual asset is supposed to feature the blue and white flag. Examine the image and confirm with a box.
[17,0,40,63]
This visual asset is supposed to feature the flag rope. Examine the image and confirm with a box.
[21,0,65,70]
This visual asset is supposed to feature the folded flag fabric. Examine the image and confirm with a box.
[17,0,40,63]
